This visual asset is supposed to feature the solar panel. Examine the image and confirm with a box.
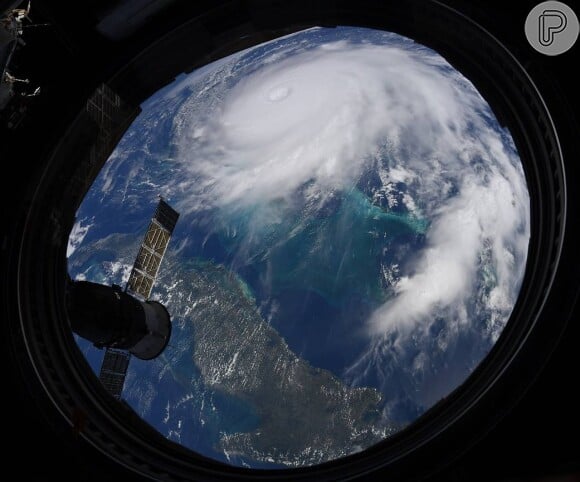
[154,198,180,233]
[98,348,131,400]
[97,198,179,399]
[126,198,179,300]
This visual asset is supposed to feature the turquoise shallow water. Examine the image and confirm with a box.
[217,187,428,308]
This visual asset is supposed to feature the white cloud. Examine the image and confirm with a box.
[67,217,93,258]
[370,170,529,336]
[103,260,133,285]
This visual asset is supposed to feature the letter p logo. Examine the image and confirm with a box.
[539,10,567,46]
[526,1,579,55]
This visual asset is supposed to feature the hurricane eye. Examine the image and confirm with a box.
[67,25,530,469]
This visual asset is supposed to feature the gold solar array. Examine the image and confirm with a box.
[126,219,171,299]
[98,198,179,399]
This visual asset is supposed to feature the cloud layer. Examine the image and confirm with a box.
[67,217,93,258]
[170,30,528,335]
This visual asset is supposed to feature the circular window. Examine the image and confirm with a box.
[68,26,530,469]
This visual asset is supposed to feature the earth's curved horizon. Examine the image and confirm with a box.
[67,26,530,468]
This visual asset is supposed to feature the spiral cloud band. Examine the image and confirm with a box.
[170,29,529,338]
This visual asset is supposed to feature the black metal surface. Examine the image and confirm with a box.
[67,281,148,349]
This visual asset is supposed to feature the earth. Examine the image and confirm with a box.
[67,26,530,468]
